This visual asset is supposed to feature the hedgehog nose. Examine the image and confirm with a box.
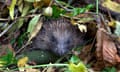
[57,44,68,55]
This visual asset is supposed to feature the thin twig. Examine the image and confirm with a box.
[0,18,9,21]
[0,14,41,21]
[0,20,16,37]
[15,41,31,55]
[54,0,72,12]
[0,14,41,38]
[49,0,54,7]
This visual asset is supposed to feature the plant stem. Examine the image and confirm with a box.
[13,64,68,71]
[96,0,99,15]
[26,64,68,68]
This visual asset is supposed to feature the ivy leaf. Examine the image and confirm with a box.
[8,0,16,19]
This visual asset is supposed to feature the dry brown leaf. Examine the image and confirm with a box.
[96,28,120,66]
[102,32,117,65]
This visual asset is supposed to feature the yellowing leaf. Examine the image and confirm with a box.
[17,57,28,67]
[69,62,87,72]
[108,20,116,27]
[0,61,7,67]
[28,18,43,42]
[102,0,120,13]
[8,0,16,19]
[70,19,78,26]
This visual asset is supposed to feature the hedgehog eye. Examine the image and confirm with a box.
[51,35,57,43]
[65,40,71,44]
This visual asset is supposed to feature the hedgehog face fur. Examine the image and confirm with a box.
[32,18,85,56]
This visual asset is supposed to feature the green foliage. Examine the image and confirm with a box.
[21,3,31,17]
[102,67,116,72]
[16,18,24,29]
[68,55,87,72]
[8,0,17,19]
[10,32,28,48]
[72,4,94,16]
[70,55,80,64]
[17,32,28,48]
[68,62,87,72]
[114,21,120,36]
[27,15,41,34]
[51,5,66,18]
[0,49,16,67]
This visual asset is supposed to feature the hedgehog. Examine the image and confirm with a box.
[31,18,85,56]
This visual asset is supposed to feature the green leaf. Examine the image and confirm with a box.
[27,15,40,34]
[110,67,116,72]
[72,8,86,16]
[72,4,94,16]
[8,0,16,19]
[0,48,16,67]
[17,18,24,28]
[17,32,28,48]
[72,8,79,16]
[52,5,66,18]
[102,67,116,72]
[70,55,80,64]
[86,4,94,10]
[114,21,120,36]
[68,62,87,72]
[21,2,31,16]
[7,18,24,33]
[79,8,86,13]
[17,0,24,13]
